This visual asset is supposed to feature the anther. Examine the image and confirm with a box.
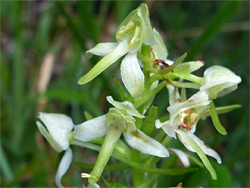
[117,21,135,38]
[129,26,140,45]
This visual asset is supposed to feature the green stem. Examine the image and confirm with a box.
[88,123,123,185]
[134,81,166,108]
[131,149,144,187]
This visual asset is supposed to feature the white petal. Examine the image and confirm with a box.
[36,121,63,152]
[174,61,205,73]
[200,65,241,98]
[86,43,118,57]
[169,148,190,167]
[38,113,74,150]
[123,129,169,157]
[120,53,145,98]
[166,84,180,105]
[73,115,108,142]
[55,148,73,188]
[178,132,221,164]
[152,28,168,61]
[107,96,144,118]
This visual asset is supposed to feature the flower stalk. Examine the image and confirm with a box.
[89,122,124,185]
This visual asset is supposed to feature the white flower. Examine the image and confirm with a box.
[74,96,169,158]
[106,96,169,157]
[200,65,241,99]
[155,87,221,164]
[78,4,153,98]
[37,113,109,187]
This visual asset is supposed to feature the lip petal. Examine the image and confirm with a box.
[55,148,73,188]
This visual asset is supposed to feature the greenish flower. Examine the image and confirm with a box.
[78,3,153,98]
[200,65,241,99]
[155,87,221,179]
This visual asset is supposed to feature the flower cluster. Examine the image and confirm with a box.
[36,3,241,187]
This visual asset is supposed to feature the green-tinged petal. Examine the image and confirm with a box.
[73,115,108,142]
[174,61,205,73]
[152,28,168,61]
[137,3,154,45]
[36,121,63,152]
[121,53,145,98]
[106,108,136,132]
[116,3,153,52]
[169,148,190,167]
[201,104,242,118]
[107,96,144,118]
[55,148,73,188]
[78,41,129,85]
[86,43,118,58]
[209,101,227,135]
[200,65,241,98]
[123,129,169,157]
[176,130,217,180]
[38,113,73,151]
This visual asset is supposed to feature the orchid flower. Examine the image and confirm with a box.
[36,113,74,188]
[106,96,169,157]
[200,65,242,99]
[78,3,153,98]
[36,113,108,187]
[155,86,221,179]
[84,96,169,185]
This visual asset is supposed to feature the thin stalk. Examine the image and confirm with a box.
[88,123,123,185]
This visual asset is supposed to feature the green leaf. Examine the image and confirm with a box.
[113,77,127,101]
[141,105,158,135]
[0,144,14,182]
[186,1,241,61]
[176,130,217,180]
[209,101,227,135]
[84,111,94,120]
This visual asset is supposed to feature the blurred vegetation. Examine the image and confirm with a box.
[0,1,249,187]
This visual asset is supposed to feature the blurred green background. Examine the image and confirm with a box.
[0,1,249,187]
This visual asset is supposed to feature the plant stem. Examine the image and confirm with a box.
[88,122,123,185]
